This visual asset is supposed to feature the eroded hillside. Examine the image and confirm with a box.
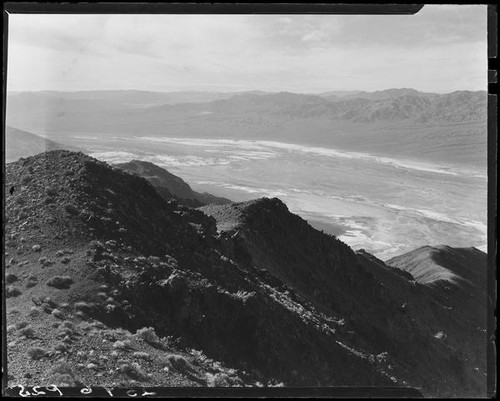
[4,151,487,396]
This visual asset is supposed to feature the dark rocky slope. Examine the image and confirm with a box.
[115,160,231,207]
[5,151,487,396]
[6,150,396,390]
[201,200,488,396]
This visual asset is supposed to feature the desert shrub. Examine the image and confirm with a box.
[6,273,18,283]
[57,327,75,338]
[32,244,42,252]
[54,343,70,353]
[60,321,75,330]
[167,354,188,371]
[135,327,160,345]
[147,256,161,265]
[49,362,76,386]
[119,362,147,380]
[47,276,74,289]
[46,186,58,197]
[60,256,71,264]
[6,285,22,298]
[15,321,29,330]
[42,303,54,314]
[20,327,36,338]
[26,276,38,288]
[29,307,41,317]
[44,296,57,307]
[39,257,54,267]
[52,309,64,319]
[206,372,230,387]
[113,340,131,350]
[89,240,104,251]
[27,347,46,360]
[64,203,79,215]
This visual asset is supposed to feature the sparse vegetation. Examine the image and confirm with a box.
[38,257,54,267]
[52,309,64,319]
[26,275,38,288]
[27,347,46,360]
[47,275,74,289]
[136,327,160,345]
[206,372,230,387]
[28,306,41,317]
[20,327,36,339]
[6,285,22,298]
[167,354,189,371]
[64,203,79,215]
[6,273,19,284]
[46,186,58,197]
[15,321,29,330]
[119,362,147,380]
[49,362,76,386]
[113,340,132,350]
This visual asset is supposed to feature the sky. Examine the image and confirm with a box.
[6,5,488,93]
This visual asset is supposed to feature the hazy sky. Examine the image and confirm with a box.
[7,5,487,93]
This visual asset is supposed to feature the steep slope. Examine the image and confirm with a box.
[201,199,488,396]
[114,160,231,207]
[386,245,487,287]
[5,150,397,390]
[5,126,79,163]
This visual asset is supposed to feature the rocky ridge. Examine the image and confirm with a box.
[5,151,487,396]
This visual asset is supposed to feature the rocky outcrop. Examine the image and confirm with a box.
[115,160,231,207]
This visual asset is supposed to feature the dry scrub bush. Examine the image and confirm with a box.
[27,347,46,360]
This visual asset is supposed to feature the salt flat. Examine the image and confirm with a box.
[58,135,487,261]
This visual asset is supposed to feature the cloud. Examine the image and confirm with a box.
[6,6,487,93]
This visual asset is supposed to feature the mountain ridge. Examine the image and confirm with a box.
[5,150,487,396]
[114,160,231,207]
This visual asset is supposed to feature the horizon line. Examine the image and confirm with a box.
[6,87,487,96]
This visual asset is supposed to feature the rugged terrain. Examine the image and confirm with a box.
[4,151,488,396]
[115,160,231,207]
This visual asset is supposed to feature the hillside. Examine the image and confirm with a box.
[5,150,398,392]
[5,151,487,396]
[115,160,231,207]
[5,126,79,163]
[201,199,488,396]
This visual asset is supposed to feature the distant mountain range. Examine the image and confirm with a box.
[5,150,488,395]
[6,88,487,170]
[7,88,486,128]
